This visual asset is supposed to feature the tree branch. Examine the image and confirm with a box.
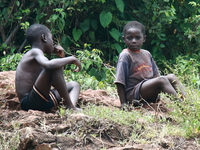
[17,39,27,53]
[5,24,20,45]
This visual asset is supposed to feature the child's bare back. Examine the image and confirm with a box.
[16,49,44,100]
[15,24,81,111]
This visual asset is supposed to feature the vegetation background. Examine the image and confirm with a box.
[0,0,199,62]
[0,0,199,87]
[0,0,200,149]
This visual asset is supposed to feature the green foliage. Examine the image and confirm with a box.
[0,43,16,56]
[166,88,200,138]
[20,21,30,30]
[64,43,116,91]
[115,0,124,13]
[184,2,200,48]
[0,0,199,68]
[162,54,200,89]
[160,55,200,138]
[72,28,83,42]
[109,28,121,42]
[100,11,112,28]
[0,53,22,71]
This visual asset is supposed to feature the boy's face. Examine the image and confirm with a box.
[123,27,146,51]
[45,32,54,54]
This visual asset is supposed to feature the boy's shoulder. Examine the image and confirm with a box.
[20,48,44,63]
[118,49,129,57]
[141,49,149,53]
[141,49,152,56]
[120,49,150,55]
[26,48,44,56]
[119,48,129,55]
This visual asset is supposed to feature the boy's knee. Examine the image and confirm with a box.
[166,74,177,83]
[157,76,170,85]
[70,81,80,88]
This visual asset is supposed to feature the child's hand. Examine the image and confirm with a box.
[54,45,65,58]
[73,59,81,72]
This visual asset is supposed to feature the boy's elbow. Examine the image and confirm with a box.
[43,62,56,70]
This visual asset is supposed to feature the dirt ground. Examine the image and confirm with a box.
[0,71,199,150]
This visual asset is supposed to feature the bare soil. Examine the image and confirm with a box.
[0,71,199,150]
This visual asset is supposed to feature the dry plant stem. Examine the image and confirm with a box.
[141,97,160,137]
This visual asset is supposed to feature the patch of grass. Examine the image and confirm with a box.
[167,87,200,138]
[82,104,147,125]
[78,82,200,145]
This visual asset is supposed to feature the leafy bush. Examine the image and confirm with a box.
[0,53,22,71]
[162,54,200,89]
[0,0,199,68]
[64,44,116,91]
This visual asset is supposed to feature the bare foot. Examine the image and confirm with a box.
[73,107,82,112]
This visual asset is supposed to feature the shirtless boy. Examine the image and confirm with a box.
[15,24,81,111]
[115,21,186,109]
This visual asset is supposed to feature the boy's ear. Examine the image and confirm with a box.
[143,35,146,43]
[41,34,47,43]
[122,36,125,42]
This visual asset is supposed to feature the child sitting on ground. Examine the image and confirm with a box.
[15,24,81,111]
[114,21,186,109]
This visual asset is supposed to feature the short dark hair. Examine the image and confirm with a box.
[26,24,50,45]
[123,21,145,36]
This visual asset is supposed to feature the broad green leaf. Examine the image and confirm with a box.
[80,19,90,32]
[109,28,121,41]
[99,11,112,28]
[114,43,122,54]
[91,20,98,30]
[165,11,169,17]
[2,8,8,15]
[185,3,195,12]
[72,28,82,41]
[115,0,124,13]
[61,36,72,48]
[16,1,20,6]
[89,31,95,42]
[160,44,165,48]
[36,13,47,22]
[85,77,93,86]
[2,43,7,48]
[89,67,98,77]
[85,61,92,70]
[51,14,59,21]
[10,47,16,54]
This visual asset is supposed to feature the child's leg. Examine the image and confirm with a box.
[34,68,77,110]
[166,74,186,98]
[51,81,80,106]
[140,76,180,101]
[65,81,80,106]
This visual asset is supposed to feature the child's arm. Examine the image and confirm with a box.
[33,48,81,71]
[151,56,160,77]
[116,83,127,109]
